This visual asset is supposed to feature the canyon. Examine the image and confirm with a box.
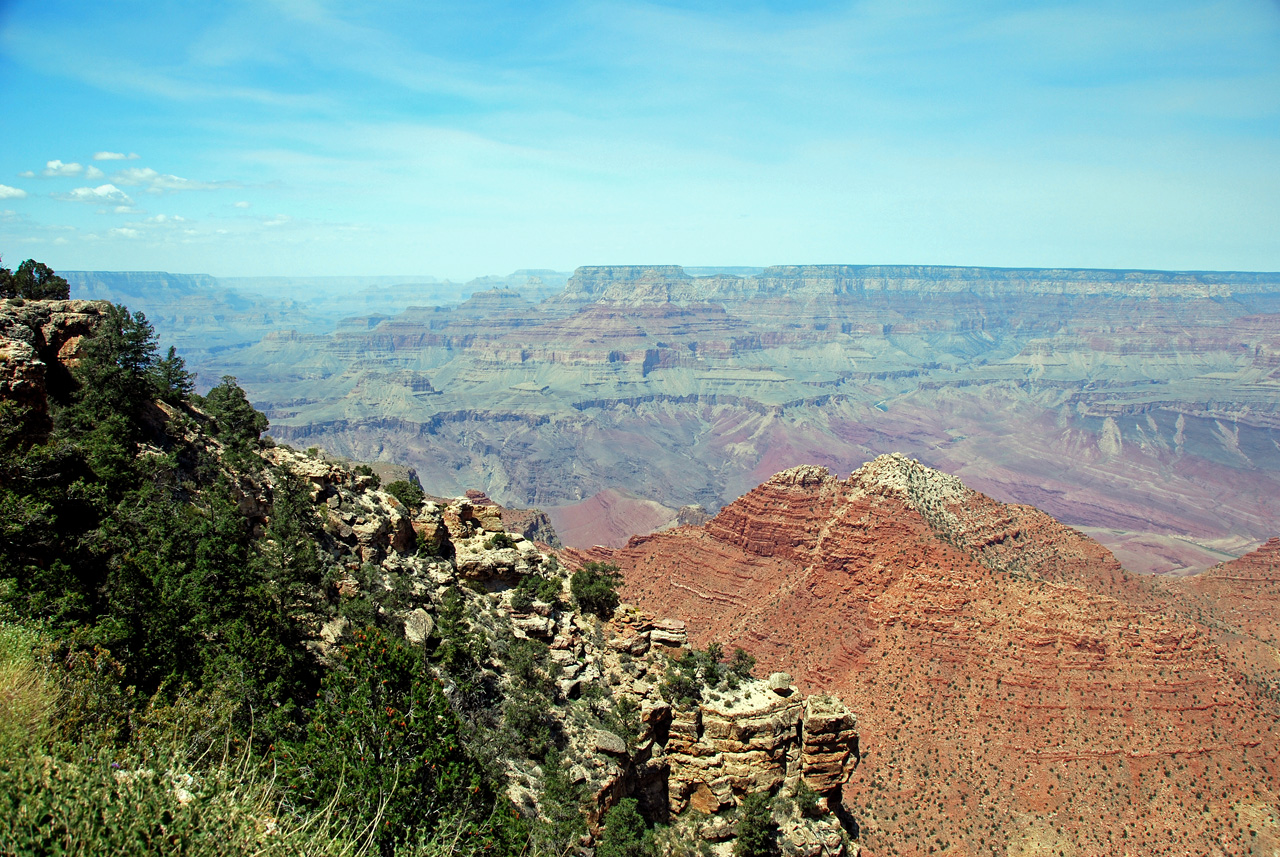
[111,262,1280,574]
[14,287,1279,854]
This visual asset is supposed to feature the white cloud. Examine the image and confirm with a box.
[108,227,142,239]
[0,185,28,199]
[147,214,186,223]
[114,205,145,214]
[42,160,84,177]
[262,214,291,226]
[17,171,36,179]
[112,166,236,193]
[93,151,140,161]
[85,166,105,179]
[234,200,251,209]
[53,184,135,205]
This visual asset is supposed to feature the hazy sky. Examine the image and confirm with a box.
[2,0,1278,278]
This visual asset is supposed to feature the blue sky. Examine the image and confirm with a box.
[1,0,1278,278]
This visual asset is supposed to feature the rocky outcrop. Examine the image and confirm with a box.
[0,298,106,438]
[665,678,857,816]
[252,446,861,853]
[496,593,860,853]
[464,490,564,548]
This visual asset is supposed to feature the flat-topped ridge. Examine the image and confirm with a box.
[559,263,1280,303]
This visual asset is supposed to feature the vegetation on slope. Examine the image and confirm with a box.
[0,291,537,854]
[0,266,859,857]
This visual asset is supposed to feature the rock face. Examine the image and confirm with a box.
[606,455,1280,856]
[196,263,1280,569]
[665,681,857,816]
[462,490,564,548]
[0,299,107,439]
[550,603,860,854]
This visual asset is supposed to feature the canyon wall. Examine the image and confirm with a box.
[188,263,1280,571]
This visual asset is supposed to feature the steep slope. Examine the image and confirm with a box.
[605,455,1280,856]
[1171,538,1280,711]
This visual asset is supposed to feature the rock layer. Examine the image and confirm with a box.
[195,264,1280,566]
[607,455,1280,856]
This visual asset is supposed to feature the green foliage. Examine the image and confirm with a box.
[509,587,534,613]
[152,345,196,404]
[724,647,757,690]
[531,750,587,855]
[597,798,655,857]
[0,257,70,300]
[431,588,492,712]
[511,572,562,613]
[602,694,641,750]
[570,561,622,619]
[59,303,161,486]
[733,793,779,857]
[199,375,268,452]
[279,626,491,856]
[661,643,757,704]
[484,532,517,551]
[499,637,560,760]
[0,304,591,855]
[353,463,382,488]
[660,654,702,707]
[386,479,425,509]
[0,621,51,758]
[793,780,820,818]
[0,745,315,856]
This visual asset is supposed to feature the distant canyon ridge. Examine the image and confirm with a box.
[69,264,1280,573]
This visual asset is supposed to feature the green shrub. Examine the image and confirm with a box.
[353,463,381,488]
[597,797,655,857]
[510,573,561,613]
[279,626,485,856]
[733,792,778,857]
[199,376,268,451]
[509,588,534,613]
[570,561,622,619]
[724,647,757,690]
[386,479,425,508]
[484,532,517,551]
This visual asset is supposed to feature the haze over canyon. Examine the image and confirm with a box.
[69,263,1280,575]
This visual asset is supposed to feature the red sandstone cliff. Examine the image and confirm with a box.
[598,455,1280,856]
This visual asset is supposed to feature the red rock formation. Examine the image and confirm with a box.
[603,456,1280,856]
[1183,537,1280,645]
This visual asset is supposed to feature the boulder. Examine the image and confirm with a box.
[404,608,435,644]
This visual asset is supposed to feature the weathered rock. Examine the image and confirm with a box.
[404,608,435,644]
[0,299,108,440]
[767,672,794,695]
[649,618,687,648]
[608,632,651,656]
[610,454,1280,856]
[592,729,628,756]
[663,678,857,820]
